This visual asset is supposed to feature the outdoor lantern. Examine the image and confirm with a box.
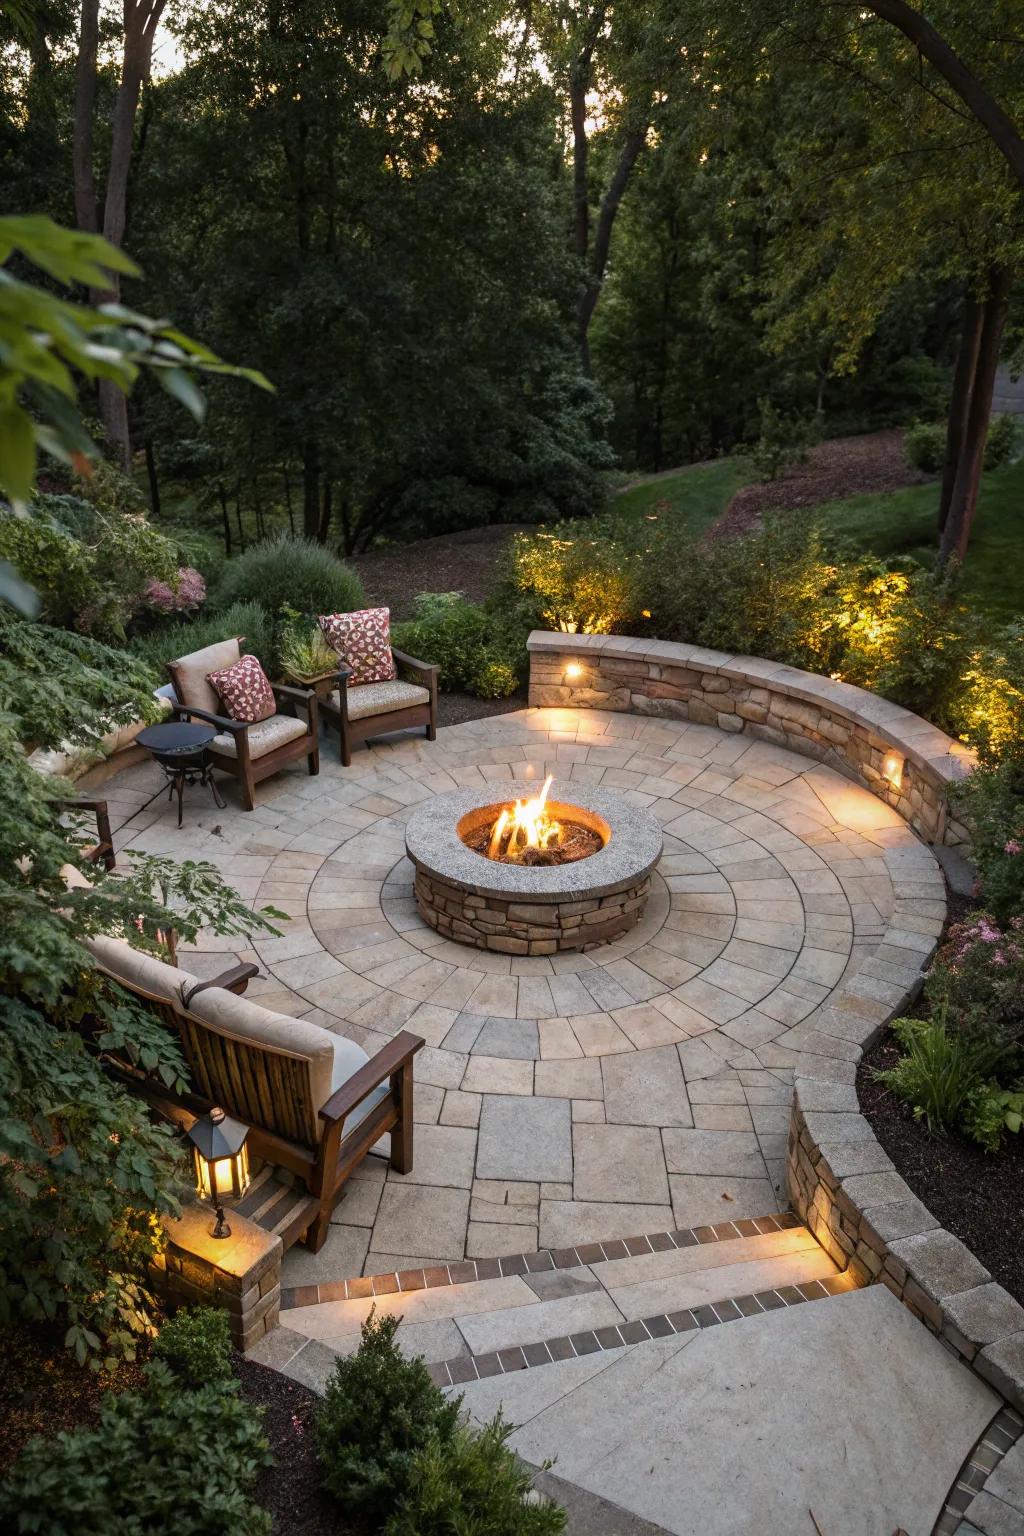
[882,750,905,790]
[564,661,583,680]
[187,1107,251,1239]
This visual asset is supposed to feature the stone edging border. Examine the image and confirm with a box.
[524,638,1024,1417]
[526,630,974,845]
[281,1211,802,1312]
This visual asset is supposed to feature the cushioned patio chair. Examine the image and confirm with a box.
[88,931,424,1252]
[320,648,439,767]
[166,636,319,811]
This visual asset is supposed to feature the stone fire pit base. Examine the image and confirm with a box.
[405,781,663,957]
[414,868,652,955]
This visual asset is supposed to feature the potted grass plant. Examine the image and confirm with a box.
[279,617,341,697]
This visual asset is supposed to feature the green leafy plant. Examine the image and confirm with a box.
[387,1414,565,1536]
[962,1083,1024,1154]
[0,215,270,505]
[0,1358,271,1535]
[876,1014,1011,1143]
[213,533,365,622]
[119,851,286,944]
[152,1306,234,1389]
[316,1309,461,1529]
[279,615,339,681]
[504,526,639,635]
[924,912,1024,1048]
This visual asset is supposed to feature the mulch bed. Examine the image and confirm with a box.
[858,1036,1024,1307]
[351,522,528,620]
[712,429,931,540]
[438,689,526,727]
[236,1355,350,1536]
[0,1325,146,1475]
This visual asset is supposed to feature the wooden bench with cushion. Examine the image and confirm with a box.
[88,932,423,1252]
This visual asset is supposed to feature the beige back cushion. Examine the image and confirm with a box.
[187,988,339,1142]
[87,933,199,1010]
[169,637,241,716]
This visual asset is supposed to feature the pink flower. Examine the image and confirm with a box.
[1004,839,1022,856]
[144,566,206,614]
[291,1413,304,1436]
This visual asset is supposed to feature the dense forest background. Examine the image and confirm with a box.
[1,1,1021,556]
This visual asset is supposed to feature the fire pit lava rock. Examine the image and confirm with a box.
[405,781,663,956]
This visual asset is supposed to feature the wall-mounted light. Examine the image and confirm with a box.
[882,751,905,790]
[187,1107,251,1239]
[564,662,583,681]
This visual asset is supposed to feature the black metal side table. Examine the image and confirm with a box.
[138,722,226,827]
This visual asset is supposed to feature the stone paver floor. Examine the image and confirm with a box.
[101,707,942,1284]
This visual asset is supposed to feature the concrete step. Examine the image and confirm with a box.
[446,1285,1003,1536]
[261,1214,845,1389]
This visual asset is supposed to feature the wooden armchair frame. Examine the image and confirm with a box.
[320,647,438,767]
[60,796,115,870]
[167,637,319,811]
[100,958,424,1252]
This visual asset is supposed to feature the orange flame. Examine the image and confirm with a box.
[487,776,562,859]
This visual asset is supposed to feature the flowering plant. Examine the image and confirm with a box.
[926,911,1024,1047]
[143,565,207,614]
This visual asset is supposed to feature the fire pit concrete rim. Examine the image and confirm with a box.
[405,781,663,901]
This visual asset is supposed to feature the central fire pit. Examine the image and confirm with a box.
[405,781,663,956]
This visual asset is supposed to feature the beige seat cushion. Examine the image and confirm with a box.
[332,679,429,722]
[213,714,308,758]
[87,932,199,1011]
[171,637,241,717]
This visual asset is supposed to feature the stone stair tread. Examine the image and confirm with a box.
[278,1219,837,1360]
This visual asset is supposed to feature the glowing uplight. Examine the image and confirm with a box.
[565,662,583,680]
[882,751,905,790]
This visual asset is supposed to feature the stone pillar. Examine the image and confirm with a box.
[160,1203,283,1352]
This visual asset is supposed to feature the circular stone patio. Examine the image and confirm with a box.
[100,706,944,1286]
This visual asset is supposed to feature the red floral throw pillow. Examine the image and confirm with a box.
[207,654,277,723]
[319,607,396,686]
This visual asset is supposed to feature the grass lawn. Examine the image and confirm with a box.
[812,459,1024,624]
[613,456,752,537]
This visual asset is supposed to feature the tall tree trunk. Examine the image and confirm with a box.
[73,0,99,234]
[938,292,985,531]
[938,268,1012,567]
[217,483,233,557]
[234,482,246,551]
[283,466,296,536]
[577,123,648,371]
[144,438,160,518]
[302,442,320,539]
[318,480,333,545]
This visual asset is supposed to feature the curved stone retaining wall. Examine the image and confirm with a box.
[527,632,1024,1413]
[527,631,974,845]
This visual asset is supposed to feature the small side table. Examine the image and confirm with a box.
[138,722,226,827]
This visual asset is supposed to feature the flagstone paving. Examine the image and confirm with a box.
[102,706,944,1282]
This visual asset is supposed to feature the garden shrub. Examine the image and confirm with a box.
[128,601,276,679]
[279,612,339,681]
[386,1415,565,1536]
[984,413,1019,471]
[142,565,207,616]
[957,623,1024,765]
[152,1305,234,1389]
[951,761,1024,923]
[392,592,522,698]
[903,419,945,474]
[750,398,819,482]
[0,1359,271,1536]
[875,1013,1012,1146]
[504,524,639,635]
[316,1310,461,1529]
[212,533,365,620]
[925,913,1024,1049]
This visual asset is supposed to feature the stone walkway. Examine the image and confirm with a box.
[103,707,937,1284]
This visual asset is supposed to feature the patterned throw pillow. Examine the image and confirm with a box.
[207,653,277,723]
[319,607,396,686]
